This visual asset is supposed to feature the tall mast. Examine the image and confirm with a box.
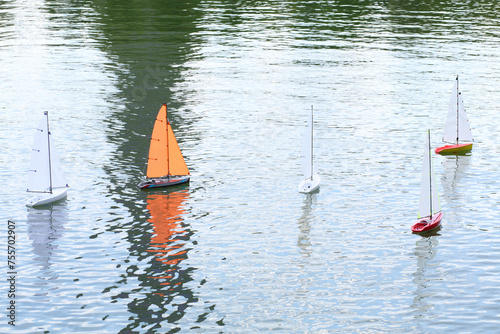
[46,111,53,194]
[165,104,170,177]
[310,105,313,180]
[456,75,459,144]
[428,129,432,218]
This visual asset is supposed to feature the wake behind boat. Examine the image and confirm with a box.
[298,106,320,193]
[435,76,473,155]
[412,130,442,233]
[26,112,69,207]
[138,104,190,189]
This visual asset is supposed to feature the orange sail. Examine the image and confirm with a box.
[146,104,190,178]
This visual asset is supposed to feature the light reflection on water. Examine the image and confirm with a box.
[1,0,500,333]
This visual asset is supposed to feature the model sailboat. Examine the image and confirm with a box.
[435,76,473,155]
[412,130,442,233]
[138,104,190,189]
[27,112,69,207]
[298,106,320,193]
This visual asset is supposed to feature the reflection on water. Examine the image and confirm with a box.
[411,235,439,321]
[146,191,190,268]
[439,155,471,229]
[27,205,67,298]
[297,193,316,257]
[440,155,470,202]
[118,188,206,333]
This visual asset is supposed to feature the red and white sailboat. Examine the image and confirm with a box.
[435,76,473,155]
[412,130,442,233]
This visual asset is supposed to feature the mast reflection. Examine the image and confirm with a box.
[411,234,440,325]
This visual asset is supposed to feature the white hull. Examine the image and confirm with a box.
[26,188,68,207]
[298,174,320,193]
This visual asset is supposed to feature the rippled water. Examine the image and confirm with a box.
[1,1,500,333]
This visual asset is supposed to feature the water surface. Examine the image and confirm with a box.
[1,1,500,333]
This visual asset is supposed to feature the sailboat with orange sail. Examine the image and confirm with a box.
[138,104,190,189]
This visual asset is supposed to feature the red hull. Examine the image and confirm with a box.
[435,143,472,155]
[411,211,443,233]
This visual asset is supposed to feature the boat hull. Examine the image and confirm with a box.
[298,174,320,193]
[26,188,68,207]
[138,176,190,189]
[411,211,443,233]
[435,143,472,155]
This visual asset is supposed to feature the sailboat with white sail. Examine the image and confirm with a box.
[138,104,190,189]
[412,130,442,233]
[27,112,69,207]
[298,106,320,193]
[435,75,473,155]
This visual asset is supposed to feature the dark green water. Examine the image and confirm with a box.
[2,1,500,333]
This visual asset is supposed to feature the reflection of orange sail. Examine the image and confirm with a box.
[147,104,190,178]
[146,190,189,268]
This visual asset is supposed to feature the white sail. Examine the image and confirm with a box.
[418,131,440,218]
[443,77,473,143]
[27,113,67,193]
[48,134,68,189]
[457,94,473,141]
[298,106,320,193]
[28,114,51,192]
[300,109,313,179]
